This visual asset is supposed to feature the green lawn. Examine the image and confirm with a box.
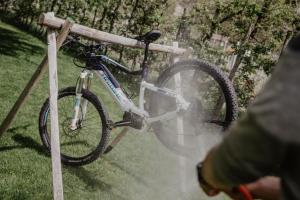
[0,20,227,200]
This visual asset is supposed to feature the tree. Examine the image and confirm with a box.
[1,0,299,109]
[184,0,299,107]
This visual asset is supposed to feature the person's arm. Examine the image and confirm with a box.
[202,111,286,190]
[199,36,300,199]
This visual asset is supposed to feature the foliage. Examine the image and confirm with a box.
[0,0,299,109]
[184,0,299,107]
[0,0,168,69]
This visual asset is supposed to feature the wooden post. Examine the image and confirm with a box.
[104,127,129,154]
[172,42,187,194]
[38,13,186,55]
[0,18,73,138]
[47,27,64,200]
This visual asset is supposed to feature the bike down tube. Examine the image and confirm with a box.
[94,69,148,117]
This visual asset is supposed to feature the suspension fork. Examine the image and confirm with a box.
[81,72,93,119]
[70,70,93,130]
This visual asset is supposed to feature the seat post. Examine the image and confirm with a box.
[141,42,150,80]
[134,30,161,80]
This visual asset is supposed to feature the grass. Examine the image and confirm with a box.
[0,20,227,200]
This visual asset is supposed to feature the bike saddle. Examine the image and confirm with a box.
[134,30,161,44]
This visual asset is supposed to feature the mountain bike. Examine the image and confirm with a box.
[39,30,238,166]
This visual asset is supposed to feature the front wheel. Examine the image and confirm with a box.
[150,59,238,157]
[39,87,110,166]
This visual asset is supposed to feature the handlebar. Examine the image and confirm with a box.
[64,35,148,77]
[64,35,105,55]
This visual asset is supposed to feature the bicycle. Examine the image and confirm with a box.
[38,30,238,166]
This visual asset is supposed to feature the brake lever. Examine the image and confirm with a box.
[62,35,79,47]
[67,34,80,41]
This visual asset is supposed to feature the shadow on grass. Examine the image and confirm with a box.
[102,157,151,188]
[0,26,43,57]
[66,166,112,191]
[0,125,48,157]
[6,124,31,134]
[66,166,127,200]
[12,134,48,156]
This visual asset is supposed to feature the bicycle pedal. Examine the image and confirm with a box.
[107,120,115,130]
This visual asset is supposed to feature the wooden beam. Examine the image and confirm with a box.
[0,20,73,137]
[39,12,186,55]
[104,127,129,154]
[47,27,64,200]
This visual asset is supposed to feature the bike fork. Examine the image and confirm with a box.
[70,70,93,130]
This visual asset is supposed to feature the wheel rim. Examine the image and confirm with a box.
[44,93,103,160]
[152,67,229,157]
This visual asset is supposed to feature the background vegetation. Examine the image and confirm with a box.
[1,0,299,108]
[0,0,299,107]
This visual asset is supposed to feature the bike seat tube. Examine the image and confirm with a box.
[141,43,150,80]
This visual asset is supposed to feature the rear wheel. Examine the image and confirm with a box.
[39,87,109,166]
[150,59,238,157]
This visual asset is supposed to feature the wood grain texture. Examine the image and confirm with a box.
[39,12,186,55]
[47,28,64,200]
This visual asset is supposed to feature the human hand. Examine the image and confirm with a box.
[204,177,280,200]
[222,186,253,200]
[244,176,281,200]
[196,162,220,196]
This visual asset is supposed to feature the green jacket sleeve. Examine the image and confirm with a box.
[209,48,300,187]
[210,111,286,187]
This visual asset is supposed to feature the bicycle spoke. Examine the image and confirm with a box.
[44,93,103,159]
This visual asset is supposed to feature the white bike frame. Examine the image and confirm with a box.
[70,68,190,130]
